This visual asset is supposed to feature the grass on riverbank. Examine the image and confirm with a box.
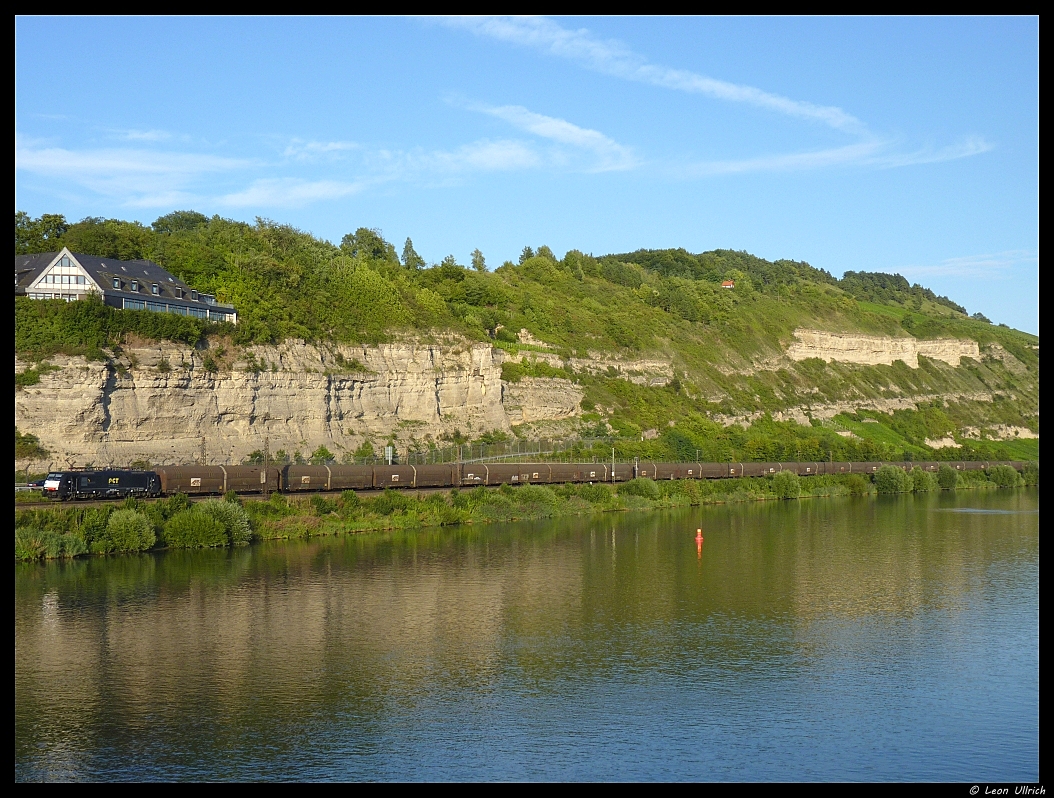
[14,466,1037,562]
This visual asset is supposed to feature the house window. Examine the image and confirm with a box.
[151,283,159,295]
[174,287,183,298]
[191,291,198,301]
[113,277,120,289]
[131,280,139,292]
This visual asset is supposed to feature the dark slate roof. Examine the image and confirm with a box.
[14,253,55,288]
[74,253,196,301]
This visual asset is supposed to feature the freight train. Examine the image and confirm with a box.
[37,460,1028,501]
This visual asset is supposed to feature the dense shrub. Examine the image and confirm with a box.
[662,478,702,504]
[570,483,610,504]
[311,495,339,516]
[79,507,112,547]
[196,499,253,543]
[513,485,560,515]
[875,465,914,494]
[845,474,870,495]
[163,509,227,548]
[937,465,960,491]
[16,293,214,360]
[771,470,801,499]
[987,465,1022,489]
[95,509,156,553]
[15,527,47,561]
[619,477,661,500]
[1021,462,1039,487]
[20,529,90,560]
[911,468,937,492]
[372,488,411,516]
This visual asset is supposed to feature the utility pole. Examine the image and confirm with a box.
[200,437,207,467]
[263,436,271,498]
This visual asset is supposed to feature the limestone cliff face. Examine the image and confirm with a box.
[14,326,997,468]
[787,329,979,368]
[16,339,519,467]
[502,377,584,424]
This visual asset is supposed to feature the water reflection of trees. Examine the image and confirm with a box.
[15,491,1037,777]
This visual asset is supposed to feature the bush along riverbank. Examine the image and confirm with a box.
[14,465,1038,562]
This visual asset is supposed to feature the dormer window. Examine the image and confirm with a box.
[191,290,198,301]
[151,283,160,295]
[174,287,183,298]
[113,277,120,289]
[131,280,139,292]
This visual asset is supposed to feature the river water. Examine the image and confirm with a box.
[15,489,1038,782]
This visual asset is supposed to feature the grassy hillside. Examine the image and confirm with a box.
[15,212,1039,463]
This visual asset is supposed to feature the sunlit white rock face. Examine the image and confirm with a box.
[787,329,979,369]
[11,326,1003,469]
[15,339,520,467]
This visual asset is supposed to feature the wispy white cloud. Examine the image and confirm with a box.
[683,135,993,176]
[464,101,637,171]
[870,135,995,169]
[120,128,174,142]
[372,138,542,177]
[686,141,884,176]
[890,250,1036,279]
[437,16,867,134]
[218,178,366,207]
[15,136,248,206]
[283,138,360,160]
[435,16,994,176]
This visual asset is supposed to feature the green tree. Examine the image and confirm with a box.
[310,445,335,464]
[96,509,156,553]
[471,248,486,272]
[911,468,937,492]
[353,440,375,460]
[875,465,913,493]
[771,470,801,499]
[341,227,397,262]
[987,465,1021,488]
[15,428,49,460]
[163,509,227,548]
[151,210,209,234]
[937,465,959,490]
[519,246,534,264]
[536,245,555,261]
[402,237,425,270]
[61,217,154,260]
[16,212,69,254]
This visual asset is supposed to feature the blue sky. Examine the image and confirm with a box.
[15,16,1038,333]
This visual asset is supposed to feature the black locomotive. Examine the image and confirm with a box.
[41,470,162,501]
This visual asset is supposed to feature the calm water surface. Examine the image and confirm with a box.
[15,490,1038,781]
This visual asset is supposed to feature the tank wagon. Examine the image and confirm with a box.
[40,460,1026,500]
